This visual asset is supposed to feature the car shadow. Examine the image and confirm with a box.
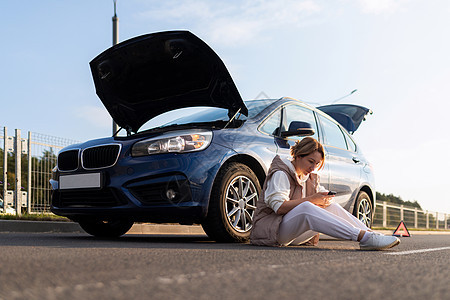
[54,233,360,252]
[0,232,360,252]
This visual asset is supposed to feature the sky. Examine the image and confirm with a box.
[1,0,450,214]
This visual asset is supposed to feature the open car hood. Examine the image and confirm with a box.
[317,104,372,134]
[90,31,247,133]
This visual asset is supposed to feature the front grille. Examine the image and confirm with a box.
[53,188,127,208]
[82,144,121,169]
[58,150,79,171]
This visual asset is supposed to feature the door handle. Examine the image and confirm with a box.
[352,157,360,163]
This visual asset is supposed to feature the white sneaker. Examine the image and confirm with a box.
[360,233,400,251]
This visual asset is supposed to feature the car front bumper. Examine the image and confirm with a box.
[51,142,233,224]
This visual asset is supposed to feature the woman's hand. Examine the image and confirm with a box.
[308,192,335,208]
[276,192,335,215]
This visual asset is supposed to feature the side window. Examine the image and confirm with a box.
[259,108,282,136]
[319,115,347,149]
[284,104,319,141]
[343,131,356,152]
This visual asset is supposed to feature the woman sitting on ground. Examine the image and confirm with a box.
[250,137,400,250]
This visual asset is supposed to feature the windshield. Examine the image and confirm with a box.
[139,99,276,131]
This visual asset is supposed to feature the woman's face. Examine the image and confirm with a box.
[293,150,323,176]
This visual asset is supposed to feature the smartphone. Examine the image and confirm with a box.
[327,191,337,195]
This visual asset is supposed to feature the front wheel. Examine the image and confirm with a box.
[202,163,261,243]
[78,219,134,238]
[353,191,373,228]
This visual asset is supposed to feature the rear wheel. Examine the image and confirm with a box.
[202,163,260,242]
[353,191,373,228]
[78,219,134,238]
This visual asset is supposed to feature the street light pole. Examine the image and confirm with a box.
[331,89,358,104]
[305,89,358,106]
[112,0,119,136]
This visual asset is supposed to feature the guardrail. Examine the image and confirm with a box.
[373,201,449,230]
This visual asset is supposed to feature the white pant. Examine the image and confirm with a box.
[278,201,370,246]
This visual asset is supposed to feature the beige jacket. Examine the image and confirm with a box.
[250,155,320,246]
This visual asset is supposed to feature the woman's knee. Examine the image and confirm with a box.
[325,202,342,212]
[283,201,316,222]
[299,201,315,209]
[291,201,318,215]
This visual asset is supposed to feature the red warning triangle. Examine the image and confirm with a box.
[393,220,410,237]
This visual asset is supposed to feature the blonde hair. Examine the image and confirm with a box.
[290,137,325,170]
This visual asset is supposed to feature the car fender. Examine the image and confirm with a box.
[348,181,376,215]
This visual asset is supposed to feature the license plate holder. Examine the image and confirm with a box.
[59,173,102,190]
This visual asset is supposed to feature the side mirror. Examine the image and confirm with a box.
[280,121,315,138]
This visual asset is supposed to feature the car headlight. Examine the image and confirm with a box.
[131,130,213,157]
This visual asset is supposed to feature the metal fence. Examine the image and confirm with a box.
[1,127,79,214]
[373,201,449,230]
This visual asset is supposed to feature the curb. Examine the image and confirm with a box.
[0,220,205,235]
[128,223,205,235]
[0,220,84,233]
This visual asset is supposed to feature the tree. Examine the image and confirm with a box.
[376,192,422,209]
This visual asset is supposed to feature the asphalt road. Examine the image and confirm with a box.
[0,232,449,300]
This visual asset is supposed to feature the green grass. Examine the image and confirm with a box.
[0,213,70,222]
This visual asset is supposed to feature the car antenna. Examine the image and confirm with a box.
[224,108,242,129]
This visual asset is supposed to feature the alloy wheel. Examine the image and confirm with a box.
[357,197,372,228]
[224,175,258,233]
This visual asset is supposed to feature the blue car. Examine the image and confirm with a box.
[51,31,374,242]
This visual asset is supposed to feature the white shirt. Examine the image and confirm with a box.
[264,157,327,213]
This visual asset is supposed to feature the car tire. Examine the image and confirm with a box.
[353,191,373,228]
[202,162,261,243]
[78,219,134,238]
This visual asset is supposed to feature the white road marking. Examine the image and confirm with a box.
[385,246,450,255]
